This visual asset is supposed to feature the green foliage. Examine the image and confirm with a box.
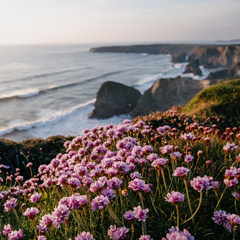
[183,78,240,125]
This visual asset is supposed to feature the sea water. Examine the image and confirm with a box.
[0,43,218,142]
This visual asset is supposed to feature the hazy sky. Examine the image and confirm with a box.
[0,0,240,45]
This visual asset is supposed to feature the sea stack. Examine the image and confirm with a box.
[183,60,202,76]
[89,81,142,119]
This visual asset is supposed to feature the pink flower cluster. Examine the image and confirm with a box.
[165,191,185,205]
[108,225,129,240]
[212,210,240,232]
[75,231,95,240]
[190,175,216,193]
[162,226,194,240]
[2,225,23,240]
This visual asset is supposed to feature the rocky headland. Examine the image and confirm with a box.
[183,59,202,76]
[88,81,141,119]
[90,44,240,68]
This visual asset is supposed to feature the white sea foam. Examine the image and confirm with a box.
[0,88,40,99]
[0,99,96,136]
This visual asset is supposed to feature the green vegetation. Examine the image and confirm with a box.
[184,78,240,126]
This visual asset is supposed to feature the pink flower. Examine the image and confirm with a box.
[23,207,39,220]
[4,198,17,212]
[107,177,123,189]
[3,224,12,236]
[128,179,146,192]
[162,226,194,240]
[7,229,23,240]
[75,231,95,240]
[123,210,135,222]
[52,204,70,228]
[184,155,194,163]
[26,162,33,168]
[227,214,240,227]
[30,192,42,203]
[172,167,190,179]
[108,225,129,240]
[38,214,53,228]
[190,176,213,193]
[151,158,167,170]
[223,142,238,153]
[165,191,185,205]
[37,236,47,240]
[130,172,142,180]
[133,206,149,222]
[160,145,173,154]
[181,133,195,141]
[90,195,109,211]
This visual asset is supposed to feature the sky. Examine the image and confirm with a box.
[0,0,240,45]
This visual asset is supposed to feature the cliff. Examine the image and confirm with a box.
[132,76,229,117]
[90,44,240,68]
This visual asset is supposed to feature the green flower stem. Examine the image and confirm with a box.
[161,168,168,194]
[182,192,203,225]
[176,205,179,228]
[214,183,228,212]
[131,224,134,240]
[101,210,107,240]
[234,198,238,215]
[184,179,195,227]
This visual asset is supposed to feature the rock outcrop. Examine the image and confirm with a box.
[228,60,240,77]
[90,44,240,69]
[207,70,229,79]
[132,77,228,117]
[183,60,202,76]
[89,81,142,119]
[171,52,186,63]
[207,60,240,79]
[188,46,240,68]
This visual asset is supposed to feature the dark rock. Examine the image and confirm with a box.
[89,81,142,119]
[171,52,186,63]
[228,60,240,77]
[90,44,240,69]
[206,60,240,79]
[207,70,229,79]
[132,77,229,117]
[183,60,202,76]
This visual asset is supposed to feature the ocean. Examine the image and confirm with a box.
[0,43,221,142]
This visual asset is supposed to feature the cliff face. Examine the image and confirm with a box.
[90,44,199,56]
[90,44,240,69]
[132,77,229,117]
[88,81,141,119]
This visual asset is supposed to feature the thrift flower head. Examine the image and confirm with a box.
[227,214,240,228]
[162,226,194,240]
[37,236,47,240]
[90,195,109,211]
[128,179,146,192]
[223,142,238,153]
[165,191,185,205]
[23,207,39,219]
[172,167,190,179]
[190,176,213,193]
[123,210,136,223]
[108,225,129,240]
[30,192,42,203]
[151,158,167,170]
[133,205,149,222]
[3,224,12,236]
[75,231,95,240]
[7,229,23,240]
[184,155,194,164]
[4,198,17,212]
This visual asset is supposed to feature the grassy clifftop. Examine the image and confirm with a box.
[184,78,240,125]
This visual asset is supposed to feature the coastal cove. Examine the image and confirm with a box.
[0,43,239,141]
